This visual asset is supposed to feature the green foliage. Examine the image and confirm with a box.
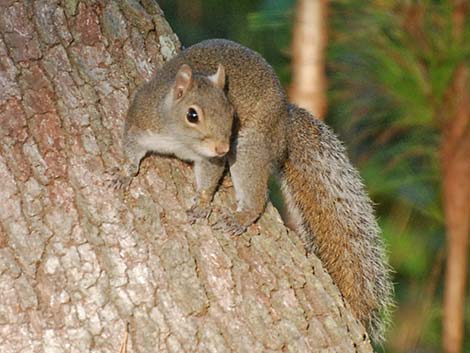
[329,1,470,351]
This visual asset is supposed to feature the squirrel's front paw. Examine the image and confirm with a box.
[104,167,133,190]
[212,210,247,236]
[187,202,212,223]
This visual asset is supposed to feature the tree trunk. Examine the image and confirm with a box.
[441,65,470,353]
[0,1,372,352]
[442,3,470,351]
[289,0,328,119]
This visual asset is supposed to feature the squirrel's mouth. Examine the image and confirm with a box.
[195,141,230,158]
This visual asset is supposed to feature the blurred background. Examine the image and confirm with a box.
[157,1,470,352]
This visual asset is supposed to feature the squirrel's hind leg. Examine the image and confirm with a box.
[214,139,272,235]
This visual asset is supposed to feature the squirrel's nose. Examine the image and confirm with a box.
[215,142,230,156]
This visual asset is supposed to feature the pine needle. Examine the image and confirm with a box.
[119,323,129,353]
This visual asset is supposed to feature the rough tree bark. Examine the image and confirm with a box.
[0,1,373,352]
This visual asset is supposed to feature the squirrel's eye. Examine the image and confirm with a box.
[186,108,199,124]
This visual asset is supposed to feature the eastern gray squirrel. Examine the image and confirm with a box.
[110,39,393,342]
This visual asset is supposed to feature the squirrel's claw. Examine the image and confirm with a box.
[212,211,247,236]
[186,203,212,224]
[104,167,132,190]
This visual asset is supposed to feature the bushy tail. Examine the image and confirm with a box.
[280,104,394,342]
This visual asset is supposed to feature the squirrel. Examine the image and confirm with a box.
[110,39,393,342]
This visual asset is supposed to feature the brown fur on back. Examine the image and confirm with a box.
[154,39,288,158]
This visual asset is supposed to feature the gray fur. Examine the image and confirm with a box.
[113,39,393,342]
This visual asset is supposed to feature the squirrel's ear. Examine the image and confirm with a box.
[208,63,225,90]
[174,64,193,99]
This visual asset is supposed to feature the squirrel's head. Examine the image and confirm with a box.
[164,63,234,158]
